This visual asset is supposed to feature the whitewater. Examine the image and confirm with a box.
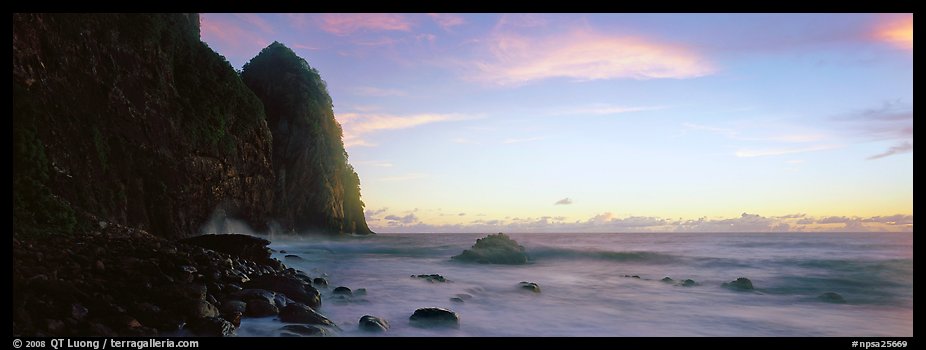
[237,232,912,336]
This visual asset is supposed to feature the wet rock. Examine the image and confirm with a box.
[818,292,846,303]
[278,303,336,327]
[312,277,328,288]
[450,297,465,303]
[455,294,473,300]
[679,279,698,287]
[723,277,754,290]
[661,277,674,283]
[70,303,89,321]
[354,288,367,296]
[180,234,272,264]
[226,312,242,328]
[244,275,321,309]
[333,286,352,296]
[189,300,219,319]
[518,281,541,293]
[273,293,295,309]
[180,284,207,301]
[186,317,236,337]
[452,233,528,265]
[284,255,303,261]
[359,315,389,332]
[233,289,276,304]
[279,324,329,336]
[409,307,460,328]
[246,299,279,317]
[413,274,450,283]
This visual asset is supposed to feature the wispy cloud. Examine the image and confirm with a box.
[554,198,573,205]
[553,104,665,116]
[337,112,478,147]
[503,136,545,144]
[466,27,714,86]
[867,141,913,160]
[428,13,465,30]
[735,144,840,158]
[353,86,408,97]
[319,13,413,36]
[233,14,274,34]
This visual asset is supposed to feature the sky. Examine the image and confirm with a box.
[201,13,913,233]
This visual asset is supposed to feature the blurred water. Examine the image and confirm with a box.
[238,232,913,336]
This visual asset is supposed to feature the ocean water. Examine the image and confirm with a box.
[237,232,913,337]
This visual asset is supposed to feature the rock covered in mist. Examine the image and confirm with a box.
[359,315,389,332]
[409,307,460,329]
[278,303,336,327]
[518,281,541,293]
[817,292,846,303]
[723,277,754,290]
[412,274,450,283]
[451,233,529,265]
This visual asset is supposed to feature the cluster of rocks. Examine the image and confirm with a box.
[12,225,339,337]
[451,233,529,265]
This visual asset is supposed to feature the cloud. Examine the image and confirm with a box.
[553,104,665,116]
[353,86,408,97]
[868,141,913,160]
[458,213,466,216]
[319,13,413,36]
[384,213,419,224]
[735,144,840,158]
[466,27,714,86]
[233,14,274,34]
[369,211,912,233]
[554,198,573,205]
[503,136,545,144]
[876,15,913,49]
[364,207,388,218]
[336,112,478,147]
[428,13,465,30]
[201,14,270,58]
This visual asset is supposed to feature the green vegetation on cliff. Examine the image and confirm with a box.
[242,42,372,235]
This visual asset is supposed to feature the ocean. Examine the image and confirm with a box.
[237,232,913,336]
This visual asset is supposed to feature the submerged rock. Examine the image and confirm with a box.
[455,293,473,300]
[661,277,674,283]
[818,292,846,303]
[359,315,389,332]
[279,324,330,336]
[284,255,304,261]
[518,281,541,293]
[679,279,698,287]
[312,278,328,288]
[450,297,465,303]
[451,233,529,265]
[409,307,460,329]
[412,274,450,283]
[723,277,754,290]
[332,286,352,296]
[354,288,367,296]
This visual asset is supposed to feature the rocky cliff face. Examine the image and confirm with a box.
[13,13,275,237]
[241,43,372,235]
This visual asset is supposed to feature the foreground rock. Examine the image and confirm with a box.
[518,282,541,293]
[451,233,529,265]
[359,315,389,332]
[723,277,754,290]
[278,303,337,328]
[11,222,325,337]
[409,307,460,329]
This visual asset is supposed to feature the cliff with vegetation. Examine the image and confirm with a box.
[242,42,372,235]
[13,14,371,237]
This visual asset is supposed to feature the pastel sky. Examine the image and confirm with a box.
[201,13,913,233]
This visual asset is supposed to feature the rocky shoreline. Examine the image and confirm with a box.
[12,222,362,337]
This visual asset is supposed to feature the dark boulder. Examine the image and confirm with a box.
[661,277,674,283]
[186,317,236,337]
[679,279,698,287]
[409,307,460,329]
[179,234,272,264]
[723,277,754,290]
[243,275,320,309]
[220,300,247,316]
[451,233,528,265]
[245,299,279,317]
[312,277,328,288]
[232,289,277,305]
[332,286,352,296]
[358,315,389,333]
[278,303,336,327]
[188,300,219,319]
[412,274,450,283]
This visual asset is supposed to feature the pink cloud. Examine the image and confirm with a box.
[467,28,715,86]
[319,13,413,36]
[876,15,912,49]
[201,14,270,57]
[336,112,477,147]
[428,13,465,30]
